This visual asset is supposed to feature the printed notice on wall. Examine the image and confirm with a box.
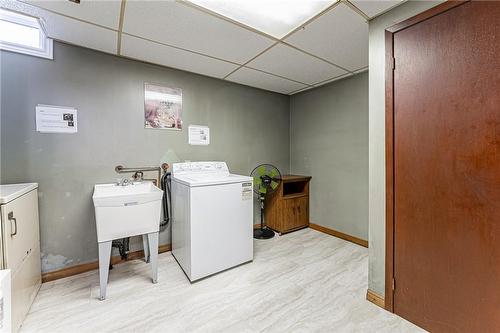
[36,105,77,134]
[188,125,209,145]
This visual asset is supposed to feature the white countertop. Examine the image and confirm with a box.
[0,183,38,204]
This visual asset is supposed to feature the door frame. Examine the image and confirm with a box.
[384,0,468,312]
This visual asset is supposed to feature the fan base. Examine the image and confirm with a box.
[253,227,275,239]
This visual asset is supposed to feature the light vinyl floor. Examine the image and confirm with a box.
[21,228,424,332]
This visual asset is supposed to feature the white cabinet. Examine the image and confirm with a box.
[0,184,41,332]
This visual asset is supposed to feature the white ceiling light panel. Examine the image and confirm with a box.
[246,43,347,85]
[123,1,274,64]
[188,0,338,39]
[285,3,368,71]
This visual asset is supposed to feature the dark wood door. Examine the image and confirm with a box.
[393,2,500,332]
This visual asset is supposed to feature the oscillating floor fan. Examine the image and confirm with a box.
[251,164,282,239]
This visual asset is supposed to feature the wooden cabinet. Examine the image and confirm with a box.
[264,175,311,235]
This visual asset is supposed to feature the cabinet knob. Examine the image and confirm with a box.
[8,211,17,236]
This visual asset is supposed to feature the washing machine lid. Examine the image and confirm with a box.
[172,162,252,187]
[173,173,252,187]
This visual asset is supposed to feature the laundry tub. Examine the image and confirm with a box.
[93,181,162,300]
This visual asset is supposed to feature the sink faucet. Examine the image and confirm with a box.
[117,178,131,186]
[132,171,144,182]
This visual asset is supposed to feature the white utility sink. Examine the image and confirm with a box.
[92,181,163,300]
[93,182,162,241]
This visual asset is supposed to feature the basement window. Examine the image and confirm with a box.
[0,9,53,59]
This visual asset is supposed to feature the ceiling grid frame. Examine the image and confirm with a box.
[217,0,348,80]
[116,0,126,55]
[4,0,397,94]
[121,31,242,67]
[347,0,407,21]
[235,65,313,87]
[343,0,370,21]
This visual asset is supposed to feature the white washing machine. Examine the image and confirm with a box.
[171,161,253,281]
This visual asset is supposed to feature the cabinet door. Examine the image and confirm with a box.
[283,199,298,230]
[1,189,40,273]
[295,196,309,228]
[11,246,41,333]
[284,197,309,231]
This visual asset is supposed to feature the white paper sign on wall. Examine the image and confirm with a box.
[188,125,210,145]
[36,105,77,134]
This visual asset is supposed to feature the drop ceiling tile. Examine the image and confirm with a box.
[122,1,274,64]
[121,34,238,79]
[350,0,403,18]
[354,66,368,74]
[0,0,117,54]
[21,0,121,29]
[246,43,347,85]
[289,85,315,95]
[314,72,353,87]
[46,15,117,54]
[226,67,307,95]
[285,3,368,71]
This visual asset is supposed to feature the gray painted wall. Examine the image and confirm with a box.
[290,72,368,240]
[367,1,443,296]
[0,42,290,272]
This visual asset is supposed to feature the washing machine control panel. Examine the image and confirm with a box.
[172,161,229,176]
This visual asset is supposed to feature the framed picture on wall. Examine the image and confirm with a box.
[144,83,182,130]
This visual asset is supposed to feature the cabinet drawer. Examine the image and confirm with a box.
[1,189,40,273]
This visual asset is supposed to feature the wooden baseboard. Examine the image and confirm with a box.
[309,223,368,248]
[366,289,385,308]
[41,244,172,283]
